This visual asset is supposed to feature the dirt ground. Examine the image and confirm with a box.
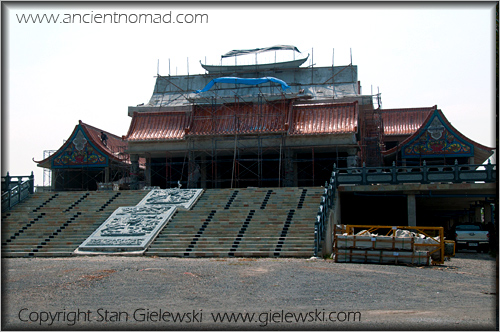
[2,251,498,330]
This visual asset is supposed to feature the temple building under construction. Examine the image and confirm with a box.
[36,46,494,191]
[31,46,496,238]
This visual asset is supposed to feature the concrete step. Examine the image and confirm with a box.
[3,187,321,258]
[146,187,322,257]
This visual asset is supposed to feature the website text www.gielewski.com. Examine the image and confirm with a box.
[15,11,208,24]
[18,308,361,327]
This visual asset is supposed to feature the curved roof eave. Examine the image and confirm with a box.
[382,109,495,164]
[34,121,130,168]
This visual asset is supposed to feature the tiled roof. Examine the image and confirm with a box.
[125,111,190,141]
[80,121,129,163]
[381,106,436,136]
[125,102,361,140]
[289,102,358,135]
[34,121,129,166]
[189,104,288,136]
[383,109,494,164]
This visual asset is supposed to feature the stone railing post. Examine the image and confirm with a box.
[17,176,22,204]
[486,159,493,182]
[391,161,397,184]
[453,159,459,183]
[361,162,367,185]
[422,161,429,184]
[3,172,11,192]
[29,171,35,194]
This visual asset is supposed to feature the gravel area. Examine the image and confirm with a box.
[2,252,497,330]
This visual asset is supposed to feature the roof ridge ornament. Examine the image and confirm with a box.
[72,129,87,151]
[221,45,301,58]
[427,117,445,140]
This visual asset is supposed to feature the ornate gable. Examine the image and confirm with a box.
[402,110,474,159]
[51,124,108,168]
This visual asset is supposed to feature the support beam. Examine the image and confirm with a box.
[187,151,199,189]
[284,148,294,187]
[200,156,207,188]
[333,191,342,226]
[324,191,341,256]
[130,154,140,190]
[484,202,493,224]
[51,169,56,190]
[474,204,483,224]
[104,167,110,184]
[407,194,416,226]
[145,155,151,187]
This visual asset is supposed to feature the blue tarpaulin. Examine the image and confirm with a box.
[194,77,291,93]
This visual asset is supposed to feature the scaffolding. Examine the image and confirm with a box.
[150,77,292,188]
[147,75,349,188]
[138,49,371,189]
[42,150,56,188]
[45,136,133,191]
[359,107,384,167]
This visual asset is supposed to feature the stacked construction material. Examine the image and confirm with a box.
[333,227,431,265]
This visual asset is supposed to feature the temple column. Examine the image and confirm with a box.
[324,191,341,256]
[130,154,139,190]
[484,202,493,224]
[187,151,199,189]
[145,154,151,187]
[200,156,207,189]
[333,191,341,226]
[51,169,57,190]
[292,151,298,187]
[474,204,483,223]
[104,166,110,184]
[284,148,294,187]
[407,194,417,226]
[484,202,497,254]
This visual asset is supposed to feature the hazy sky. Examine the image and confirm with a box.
[4,2,497,186]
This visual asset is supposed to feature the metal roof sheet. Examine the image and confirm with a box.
[289,102,358,135]
[126,111,189,141]
[381,106,436,136]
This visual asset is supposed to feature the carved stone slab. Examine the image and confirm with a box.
[78,206,176,252]
[76,189,203,253]
[137,189,203,209]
